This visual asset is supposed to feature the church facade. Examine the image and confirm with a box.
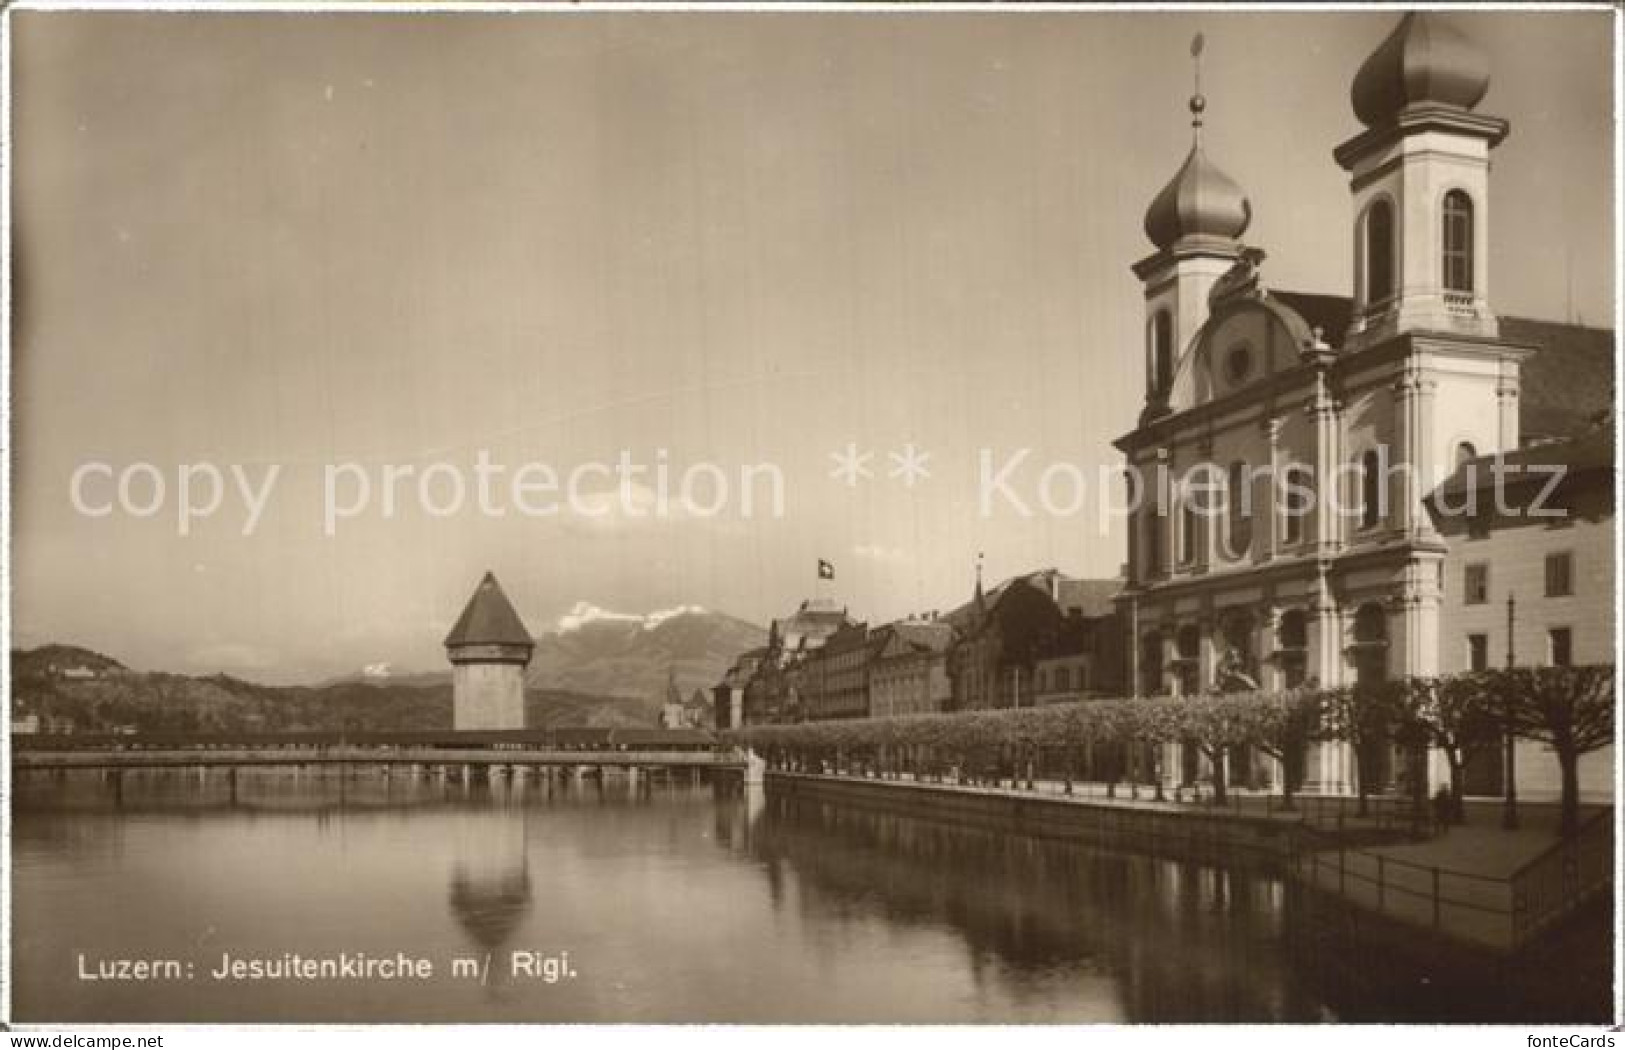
[1113,13,1613,796]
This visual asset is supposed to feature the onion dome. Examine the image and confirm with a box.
[1143,96,1252,250]
[1351,12,1491,128]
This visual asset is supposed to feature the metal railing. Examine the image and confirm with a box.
[1510,809,1613,942]
[1295,830,1509,948]
[1444,290,1479,317]
[1294,811,1613,952]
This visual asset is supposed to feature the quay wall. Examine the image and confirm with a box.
[764,772,1303,870]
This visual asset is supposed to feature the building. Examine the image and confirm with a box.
[714,597,857,727]
[1033,610,1112,704]
[946,569,1121,710]
[767,598,852,663]
[712,647,767,730]
[1426,427,1615,800]
[685,688,713,730]
[659,669,687,729]
[1113,12,1614,797]
[444,571,535,731]
[868,618,954,718]
[800,621,871,721]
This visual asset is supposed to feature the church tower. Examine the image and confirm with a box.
[445,572,535,731]
[1133,36,1253,423]
[1335,12,1507,350]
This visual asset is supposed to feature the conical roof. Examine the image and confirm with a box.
[444,572,534,649]
[1351,12,1491,128]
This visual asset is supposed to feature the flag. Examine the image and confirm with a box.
[817,559,834,580]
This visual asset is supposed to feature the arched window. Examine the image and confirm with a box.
[1175,624,1201,696]
[1278,610,1307,651]
[1276,609,1310,725]
[1179,502,1199,564]
[1353,603,1389,686]
[1454,441,1478,467]
[1365,200,1395,305]
[1359,450,1384,530]
[1150,311,1174,395]
[1442,190,1474,293]
[1281,465,1313,545]
[1140,632,1165,697]
[1225,461,1252,558]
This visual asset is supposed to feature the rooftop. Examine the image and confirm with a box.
[1270,291,1615,441]
[443,572,535,650]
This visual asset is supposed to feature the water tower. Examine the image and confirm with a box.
[444,572,535,730]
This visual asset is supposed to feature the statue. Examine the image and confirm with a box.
[1214,643,1260,692]
[1208,246,1267,309]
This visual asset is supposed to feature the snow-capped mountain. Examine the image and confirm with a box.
[526,603,766,702]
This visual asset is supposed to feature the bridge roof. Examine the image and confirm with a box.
[444,572,534,650]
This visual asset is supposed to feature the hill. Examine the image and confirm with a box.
[9,644,657,734]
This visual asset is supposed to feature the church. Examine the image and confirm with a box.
[1113,13,1615,797]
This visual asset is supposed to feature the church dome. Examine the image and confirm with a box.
[1143,135,1252,251]
[1351,12,1491,128]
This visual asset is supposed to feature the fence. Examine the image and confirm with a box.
[1510,809,1614,943]
[1293,809,1613,952]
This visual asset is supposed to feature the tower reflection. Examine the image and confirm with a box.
[446,780,532,992]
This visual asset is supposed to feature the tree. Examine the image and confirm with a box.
[1409,673,1499,824]
[1373,678,1435,822]
[1316,684,1389,817]
[1251,688,1318,811]
[1504,664,1615,837]
[1172,693,1284,806]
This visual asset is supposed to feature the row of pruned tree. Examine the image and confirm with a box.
[727,664,1613,837]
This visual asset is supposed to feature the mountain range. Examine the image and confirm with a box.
[329,604,765,701]
[11,606,766,733]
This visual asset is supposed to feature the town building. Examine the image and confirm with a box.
[800,621,872,721]
[713,597,856,728]
[946,569,1124,710]
[712,647,767,730]
[1112,12,1614,798]
[1426,426,1615,799]
[868,618,954,718]
[1032,606,1122,704]
[444,571,534,731]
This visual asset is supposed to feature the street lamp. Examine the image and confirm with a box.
[1502,592,1519,830]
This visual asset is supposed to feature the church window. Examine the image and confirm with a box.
[1359,450,1384,530]
[1281,465,1312,545]
[1151,311,1174,395]
[1365,200,1395,305]
[1443,190,1474,293]
[1225,461,1252,557]
[1179,501,1200,565]
[1224,344,1253,385]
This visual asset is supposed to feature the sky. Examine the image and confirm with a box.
[9,8,1615,682]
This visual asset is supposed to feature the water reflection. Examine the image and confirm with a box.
[447,809,532,952]
[13,769,1343,1022]
[735,792,1325,1023]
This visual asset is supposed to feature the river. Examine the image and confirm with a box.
[11,769,1346,1022]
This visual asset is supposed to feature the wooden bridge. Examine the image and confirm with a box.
[11,728,754,778]
[12,745,746,772]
